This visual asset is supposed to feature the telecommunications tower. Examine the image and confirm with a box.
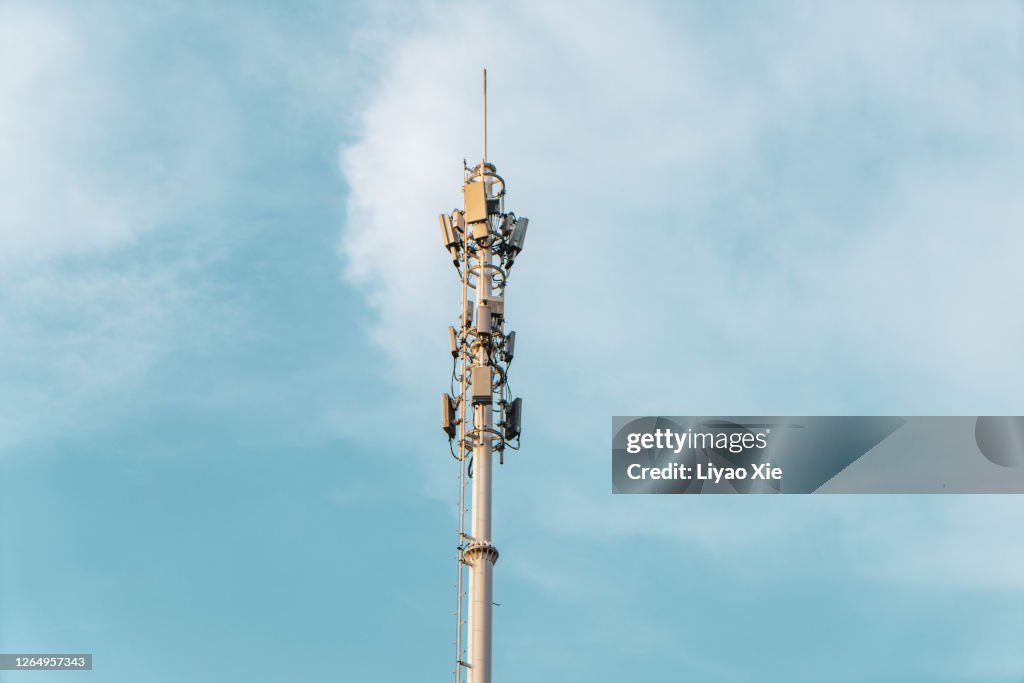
[440,70,528,683]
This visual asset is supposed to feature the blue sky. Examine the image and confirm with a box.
[2,1,1024,681]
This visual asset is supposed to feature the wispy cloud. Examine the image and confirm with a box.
[340,0,1024,414]
[0,4,150,262]
[0,3,255,449]
[339,0,1024,593]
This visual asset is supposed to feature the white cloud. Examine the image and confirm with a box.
[340,1,1024,414]
[340,0,1024,591]
[0,4,150,262]
[0,3,242,449]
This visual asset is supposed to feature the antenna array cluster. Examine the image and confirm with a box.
[440,163,528,463]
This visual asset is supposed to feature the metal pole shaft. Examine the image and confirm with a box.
[467,236,494,683]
